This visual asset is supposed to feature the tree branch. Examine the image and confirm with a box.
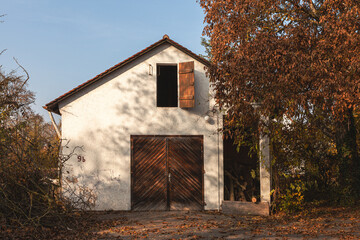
[13,57,29,88]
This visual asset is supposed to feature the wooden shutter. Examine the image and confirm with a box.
[179,61,195,108]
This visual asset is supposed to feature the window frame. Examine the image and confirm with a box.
[156,63,178,108]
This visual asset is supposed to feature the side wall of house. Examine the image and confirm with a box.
[59,43,223,210]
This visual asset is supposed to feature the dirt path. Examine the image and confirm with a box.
[1,207,359,239]
[93,209,360,239]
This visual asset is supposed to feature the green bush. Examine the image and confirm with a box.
[278,177,306,213]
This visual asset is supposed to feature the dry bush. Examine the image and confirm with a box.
[0,66,95,228]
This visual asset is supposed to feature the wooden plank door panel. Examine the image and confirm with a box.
[168,137,203,210]
[131,136,203,211]
[131,136,167,211]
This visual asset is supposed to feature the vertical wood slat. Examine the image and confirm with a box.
[179,61,195,108]
[131,135,203,211]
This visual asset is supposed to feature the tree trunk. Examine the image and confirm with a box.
[272,165,280,206]
[229,177,235,201]
[335,107,360,201]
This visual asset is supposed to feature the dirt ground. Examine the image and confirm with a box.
[1,207,359,239]
[92,208,360,239]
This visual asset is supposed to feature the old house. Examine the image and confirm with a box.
[45,35,270,213]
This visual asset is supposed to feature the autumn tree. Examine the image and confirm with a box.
[0,15,95,228]
[199,0,360,202]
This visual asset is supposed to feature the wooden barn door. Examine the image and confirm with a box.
[131,136,167,211]
[131,136,203,211]
[168,137,203,210]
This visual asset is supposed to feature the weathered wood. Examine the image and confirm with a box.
[168,137,203,210]
[179,61,195,108]
[131,136,167,211]
[47,111,61,138]
[222,201,269,216]
[131,136,203,211]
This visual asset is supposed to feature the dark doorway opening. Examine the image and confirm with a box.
[223,119,260,202]
[157,65,178,107]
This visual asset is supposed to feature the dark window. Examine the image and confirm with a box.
[157,65,178,107]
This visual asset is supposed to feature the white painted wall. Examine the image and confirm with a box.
[59,43,223,210]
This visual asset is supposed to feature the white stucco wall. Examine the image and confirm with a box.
[59,43,223,210]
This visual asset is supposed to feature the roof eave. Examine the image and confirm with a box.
[44,36,210,112]
[43,105,60,115]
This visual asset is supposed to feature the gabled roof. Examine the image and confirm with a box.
[44,35,210,114]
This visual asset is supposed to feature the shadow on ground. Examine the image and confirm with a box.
[92,208,360,239]
[1,207,359,239]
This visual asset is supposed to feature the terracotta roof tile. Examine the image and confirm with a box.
[44,35,210,114]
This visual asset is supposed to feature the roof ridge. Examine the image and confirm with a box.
[45,36,210,114]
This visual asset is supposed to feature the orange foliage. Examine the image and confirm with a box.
[200,0,360,120]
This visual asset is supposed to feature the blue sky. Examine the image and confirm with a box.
[1,0,207,121]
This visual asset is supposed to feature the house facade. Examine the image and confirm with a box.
[45,35,224,211]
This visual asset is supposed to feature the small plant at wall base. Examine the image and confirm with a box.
[277,176,307,213]
[59,142,97,211]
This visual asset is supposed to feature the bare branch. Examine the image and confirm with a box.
[13,57,30,88]
[0,49,7,55]
[0,14,6,23]
[309,0,317,16]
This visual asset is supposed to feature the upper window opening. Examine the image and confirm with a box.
[157,65,178,107]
